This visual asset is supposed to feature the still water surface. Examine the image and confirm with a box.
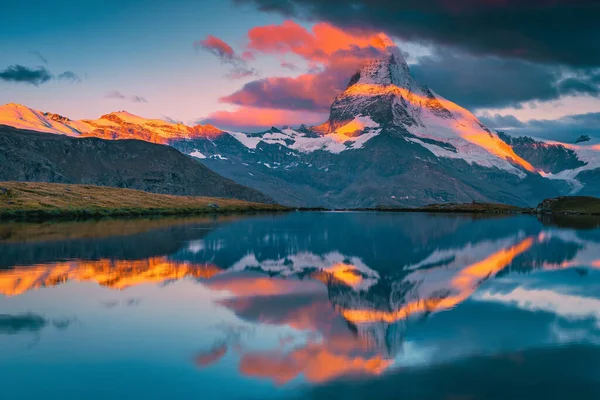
[1,212,600,399]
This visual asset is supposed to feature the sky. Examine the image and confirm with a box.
[1,0,599,140]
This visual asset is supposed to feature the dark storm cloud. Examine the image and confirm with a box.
[0,65,52,85]
[480,112,600,142]
[0,314,48,334]
[411,50,600,110]
[236,0,600,67]
[0,313,74,335]
[479,114,526,129]
[558,78,600,97]
[0,65,83,86]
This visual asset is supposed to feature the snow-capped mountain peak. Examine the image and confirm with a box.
[0,103,225,144]
[349,42,414,92]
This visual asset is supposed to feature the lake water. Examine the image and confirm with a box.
[1,212,600,399]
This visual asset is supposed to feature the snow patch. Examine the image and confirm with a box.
[189,150,206,159]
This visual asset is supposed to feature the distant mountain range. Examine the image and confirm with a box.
[0,125,273,203]
[1,42,598,207]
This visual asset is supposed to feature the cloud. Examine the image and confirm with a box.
[0,65,52,86]
[106,90,126,99]
[195,344,228,367]
[199,106,327,132]
[0,313,74,335]
[57,71,81,83]
[280,61,299,70]
[0,65,83,86]
[0,313,47,334]
[131,95,148,103]
[218,21,389,113]
[246,20,387,63]
[411,49,600,110]
[163,116,183,124]
[106,90,148,103]
[236,0,600,67]
[196,35,236,61]
[194,35,258,80]
[479,114,526,129]
[558,77,600,97]
[480,112,600,142]
[30,51,48,65]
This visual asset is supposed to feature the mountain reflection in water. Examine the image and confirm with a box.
[1,212,600,399]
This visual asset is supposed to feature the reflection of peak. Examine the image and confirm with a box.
[228,251,380,291]
[337,237,536,326]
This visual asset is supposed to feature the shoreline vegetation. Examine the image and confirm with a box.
[346,197,600,215]
[0,182,289,220]
[1,182,599,221]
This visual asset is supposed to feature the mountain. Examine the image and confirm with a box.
[497,132,600,196]
[0,125,273,203]
[1,43,599,207]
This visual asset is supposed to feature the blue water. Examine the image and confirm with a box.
[1,212,599,399]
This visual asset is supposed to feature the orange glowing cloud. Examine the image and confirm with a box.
[247,20,388,63]
[239,342,392,385]
[203,21,391,129]
[196,35,235,59]
[195,344,228,367]
[206,272,326,299]
[209,276,393,385]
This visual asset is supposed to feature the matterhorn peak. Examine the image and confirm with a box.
[346,39,412,90]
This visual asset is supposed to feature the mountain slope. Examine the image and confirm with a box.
[0,125,273,203]
[498,132,600,195]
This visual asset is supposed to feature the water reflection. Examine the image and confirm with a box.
[1,212,600,399]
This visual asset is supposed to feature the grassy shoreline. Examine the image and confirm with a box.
[2,182,599,221]
[0,182,289,221]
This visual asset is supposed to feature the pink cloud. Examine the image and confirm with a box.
[194,35,257,79]
[200,106,328,132]
[203,21,393,128]
[195,35,235,60]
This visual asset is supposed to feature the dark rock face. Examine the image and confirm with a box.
[577,168,600,197]
[0,125,273,203]
[536,197,561,213]
[498,132,586,174]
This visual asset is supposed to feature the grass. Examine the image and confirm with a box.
[347,202,525,214]
[418,202,524,213]
[538,196,600,215]
[0,181,289,220]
